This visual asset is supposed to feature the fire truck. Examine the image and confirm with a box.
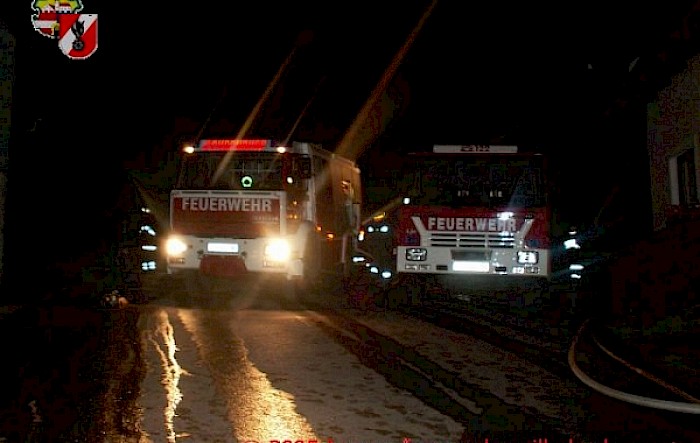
[359,144,560,307]
[164,139,362,297]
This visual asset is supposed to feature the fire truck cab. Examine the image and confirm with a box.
[360,144,554,307]
[164,139,362,297]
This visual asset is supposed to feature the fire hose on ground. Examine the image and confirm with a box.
[568,318,700,414]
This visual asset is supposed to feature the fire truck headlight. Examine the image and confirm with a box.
[517,250,539,264]
[264,239,291,262]
[165,238,188,256]
[564,238,581,250]
[406,248,427,261]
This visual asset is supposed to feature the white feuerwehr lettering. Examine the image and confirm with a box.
[427,217,517,232]
[181,197,273,212]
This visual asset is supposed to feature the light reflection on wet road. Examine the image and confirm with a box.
[177,309,319,443]
[139,307,232,442]
[2,282,697,442]
[143,310,186,442]
[135,299,464,443]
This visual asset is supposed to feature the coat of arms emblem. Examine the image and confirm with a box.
[30,1,98,60]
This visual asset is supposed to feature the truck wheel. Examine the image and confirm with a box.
[295,234,323,298]
[293,273,317,299]
[389,275,422,308]
[280,279,299,302]
[344,267,372,308]
[386,285,407,309]
[403,283,423,307]
[184,271,211,301]
[368,281,387,309]
[184,271,198,297]
[511,281,546,311]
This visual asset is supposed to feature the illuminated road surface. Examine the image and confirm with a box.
[135,288,700,443]
[134,304,464,442]
[1,278,697,443]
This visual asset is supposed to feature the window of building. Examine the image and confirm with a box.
[670,147,699,207]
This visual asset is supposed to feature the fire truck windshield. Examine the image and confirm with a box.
[177,152,300,191]
[401,155,545,207]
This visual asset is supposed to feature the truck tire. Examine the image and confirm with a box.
[343,265,372,308]
[386,283,411,309]
[387,275,423,308]
[406,284,423,307]
[184,270,211,301]
[293,234,323,299]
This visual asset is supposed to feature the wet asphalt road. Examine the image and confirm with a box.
[0,277,464,442]
[0,275,698,442]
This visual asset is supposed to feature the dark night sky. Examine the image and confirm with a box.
[1,0,698,267]
[4,1,693,150]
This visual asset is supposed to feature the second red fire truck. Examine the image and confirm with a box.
[355,144,563,307]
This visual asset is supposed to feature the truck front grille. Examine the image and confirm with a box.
[429,232,515,248]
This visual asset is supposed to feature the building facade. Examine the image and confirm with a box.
[606,53,700,324]
[647,54,700,231]
[647,55,700,230]
[0,20,15,289]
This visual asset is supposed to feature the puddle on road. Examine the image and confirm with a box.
[139,308,235,442]
[227,310,465,442]
[170,309,318,443]
[145,310,187,441]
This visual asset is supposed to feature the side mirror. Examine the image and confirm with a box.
[297,157,312,179]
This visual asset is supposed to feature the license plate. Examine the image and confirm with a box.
[207,242,239,253]
[453,261,489,272]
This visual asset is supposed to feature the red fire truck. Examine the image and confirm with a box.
[361,144,558,307]
[164,139,362,297]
